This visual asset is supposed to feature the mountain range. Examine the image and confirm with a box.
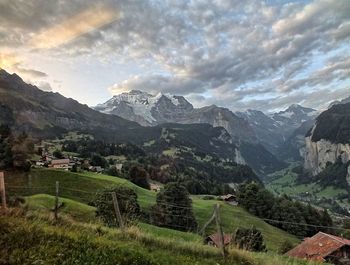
[0,69,266,178]
[1,68,349,182]
[95,90,318,161]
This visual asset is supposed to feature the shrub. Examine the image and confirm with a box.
[53,149,64,159]
[202,195,215,200]
[128,166,150,189]
[233,227,266,252]
[151,182,197,232]
[278,240,295,254]
[95,186,140,227]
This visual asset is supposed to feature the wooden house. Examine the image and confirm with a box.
[286,232,350,264]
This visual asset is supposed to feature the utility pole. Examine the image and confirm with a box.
[0,172,6,209]
[111,192,124,230]
[54,181,59,220]
[215,203,226,259]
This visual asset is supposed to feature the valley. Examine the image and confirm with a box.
[0,69,349,265]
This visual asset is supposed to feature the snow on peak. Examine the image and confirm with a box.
[97,90,181,123]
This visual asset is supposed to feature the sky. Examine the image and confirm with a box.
[0,0,349,112]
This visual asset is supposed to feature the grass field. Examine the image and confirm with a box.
[266,167,348,199]
[5,168,299,251]
[0,212,321,265]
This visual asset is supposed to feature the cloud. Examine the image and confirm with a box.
[109,74,206,96]
[0,53,20,69]
[35,81,53,92]
[13,64,48,78]
[1,0,350,111]
[29,4,119,50]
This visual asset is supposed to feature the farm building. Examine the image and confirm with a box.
[205,233,232,248]
[286,232,350,264]
[50,159,70,169]
[220,194,238,206]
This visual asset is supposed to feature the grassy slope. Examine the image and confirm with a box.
[0,213,319,265]
[26,194,96,223]
[6,168,298,251]
[266,167,348,199]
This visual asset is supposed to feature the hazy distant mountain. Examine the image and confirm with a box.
[236,104,318,156]
[328,95,350,108]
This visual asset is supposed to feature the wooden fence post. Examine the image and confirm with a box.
[215,204,226,259]
[54,181,59,220]
[111,192,124,230]
[0,172,6,209]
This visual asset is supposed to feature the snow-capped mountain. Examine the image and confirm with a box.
[95,90,257,143]
[236,104,318,156]
[271,104,318,129]
[94,90,193,126]
[95,90,286,174]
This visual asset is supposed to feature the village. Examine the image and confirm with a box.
[32,141,124,174]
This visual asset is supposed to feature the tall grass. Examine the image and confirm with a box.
[0,210,328,265]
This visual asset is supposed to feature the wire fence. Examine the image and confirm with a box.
[4,183,350,233]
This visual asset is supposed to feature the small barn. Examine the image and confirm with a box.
[286,232,350,264]
[205,233,232,248]
[220,194,238,206]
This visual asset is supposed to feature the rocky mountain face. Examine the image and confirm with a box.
[305,102,350,175]
[236,105,317,157]
[0,69,140,139]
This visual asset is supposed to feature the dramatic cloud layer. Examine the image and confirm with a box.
[0,0,349,111]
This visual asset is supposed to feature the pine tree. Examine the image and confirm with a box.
[151,182,197,232]
[0,125,13,169]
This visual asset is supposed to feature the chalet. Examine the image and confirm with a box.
[205,233,232,248]
[89,166,103,173]
[50,159,70,169]
[220,194,238,206]
[35,161,45,167]
[115,163,123,172]
[286,232,350,264]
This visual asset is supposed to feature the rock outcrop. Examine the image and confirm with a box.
[304,102,350,175]
[305,137,350,175]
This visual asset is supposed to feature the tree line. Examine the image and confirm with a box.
[237,182,333,237]
[0,125,34,171]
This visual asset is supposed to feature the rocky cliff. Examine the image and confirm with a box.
[305,137,350,175]
[304,102,350,175]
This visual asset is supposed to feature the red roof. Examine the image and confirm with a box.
[206,233,232,247]
[287,232,350,262]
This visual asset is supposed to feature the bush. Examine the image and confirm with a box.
[53,149,64,159]
[233,227,266,252]
[95,186,140,227]
[278,240,295,254]
[151,182,197,232]
[202,195,215,200]
[90,153,108,168]
[128,166,150,189]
